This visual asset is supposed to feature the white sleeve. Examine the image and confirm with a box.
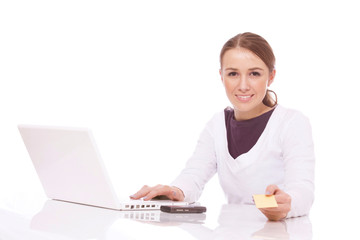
[171,125,217,203]
[281,112,315,218]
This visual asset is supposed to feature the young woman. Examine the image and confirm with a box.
[130,32,315,221]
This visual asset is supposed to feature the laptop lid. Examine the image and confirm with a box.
[18,125,123,210]
[18,125,190,211]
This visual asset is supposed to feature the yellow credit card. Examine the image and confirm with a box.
[253,194,278,208]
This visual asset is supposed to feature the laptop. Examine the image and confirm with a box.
[18,125,189,211]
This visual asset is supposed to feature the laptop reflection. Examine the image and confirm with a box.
[31,200,206,239]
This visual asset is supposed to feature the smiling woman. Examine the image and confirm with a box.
[219,32,277,121]
[131,32,315,221]
[220,47,275,120]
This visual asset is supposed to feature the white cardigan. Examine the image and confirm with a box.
[172,105,315,218]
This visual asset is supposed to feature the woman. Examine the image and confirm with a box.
[130,32,315,221]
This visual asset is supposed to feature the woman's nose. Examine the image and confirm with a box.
[237,77,250,92]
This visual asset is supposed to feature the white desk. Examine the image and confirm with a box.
[0,195,312,240]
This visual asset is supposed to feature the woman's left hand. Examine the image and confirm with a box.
[259,184,291,221]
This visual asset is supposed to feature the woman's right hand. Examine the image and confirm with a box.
[130,184,185,201]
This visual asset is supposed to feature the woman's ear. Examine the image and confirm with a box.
[268,69,276,87]
[219,69,224,83]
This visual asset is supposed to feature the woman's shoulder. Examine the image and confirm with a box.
[208,109,227,124]
[272,105,312,134]
[200,108,228,134]
[273,105,310,122]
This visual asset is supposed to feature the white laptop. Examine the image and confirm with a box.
[18,125,189,211]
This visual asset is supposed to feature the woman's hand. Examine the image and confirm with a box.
[130,184,185,201]
[259,185,291,221]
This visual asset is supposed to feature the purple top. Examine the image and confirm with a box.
[224,107,276,159]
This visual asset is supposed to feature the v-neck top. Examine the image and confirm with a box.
[225,107,275,159]
[171,105,315,218]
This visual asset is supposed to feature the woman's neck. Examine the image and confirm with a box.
[234,104,274,121]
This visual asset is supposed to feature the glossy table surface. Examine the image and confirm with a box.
[0,195,312,240]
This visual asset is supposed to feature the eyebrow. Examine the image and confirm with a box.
[224,67,265,71]
[249,67,264,71]
[224,67,238,71]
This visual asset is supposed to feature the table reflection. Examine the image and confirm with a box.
[30,200,206,239]
[214,204,312,240]
[31,200,120,239]
[133,204,312,240]
[29,200,312,239]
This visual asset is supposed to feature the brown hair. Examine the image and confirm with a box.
[220,32,277,107]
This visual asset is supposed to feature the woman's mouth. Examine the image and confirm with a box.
[236,94,253,103]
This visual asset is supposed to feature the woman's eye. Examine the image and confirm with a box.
[228,72,238,77]
[250,71,261,77]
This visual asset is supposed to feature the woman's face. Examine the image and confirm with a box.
[220,47,275,120]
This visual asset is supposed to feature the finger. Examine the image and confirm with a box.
[259,203,290,220]
[259,190,291,219]
[274,190,292,205]
[265,184,280,196]
[143,185,173,201]
[259,208,287,221]
[260,195,288,212]
[130,185,151,199]
[172,186,185,201]
[259,202,286,216]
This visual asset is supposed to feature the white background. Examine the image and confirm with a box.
[1,0,359,238]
